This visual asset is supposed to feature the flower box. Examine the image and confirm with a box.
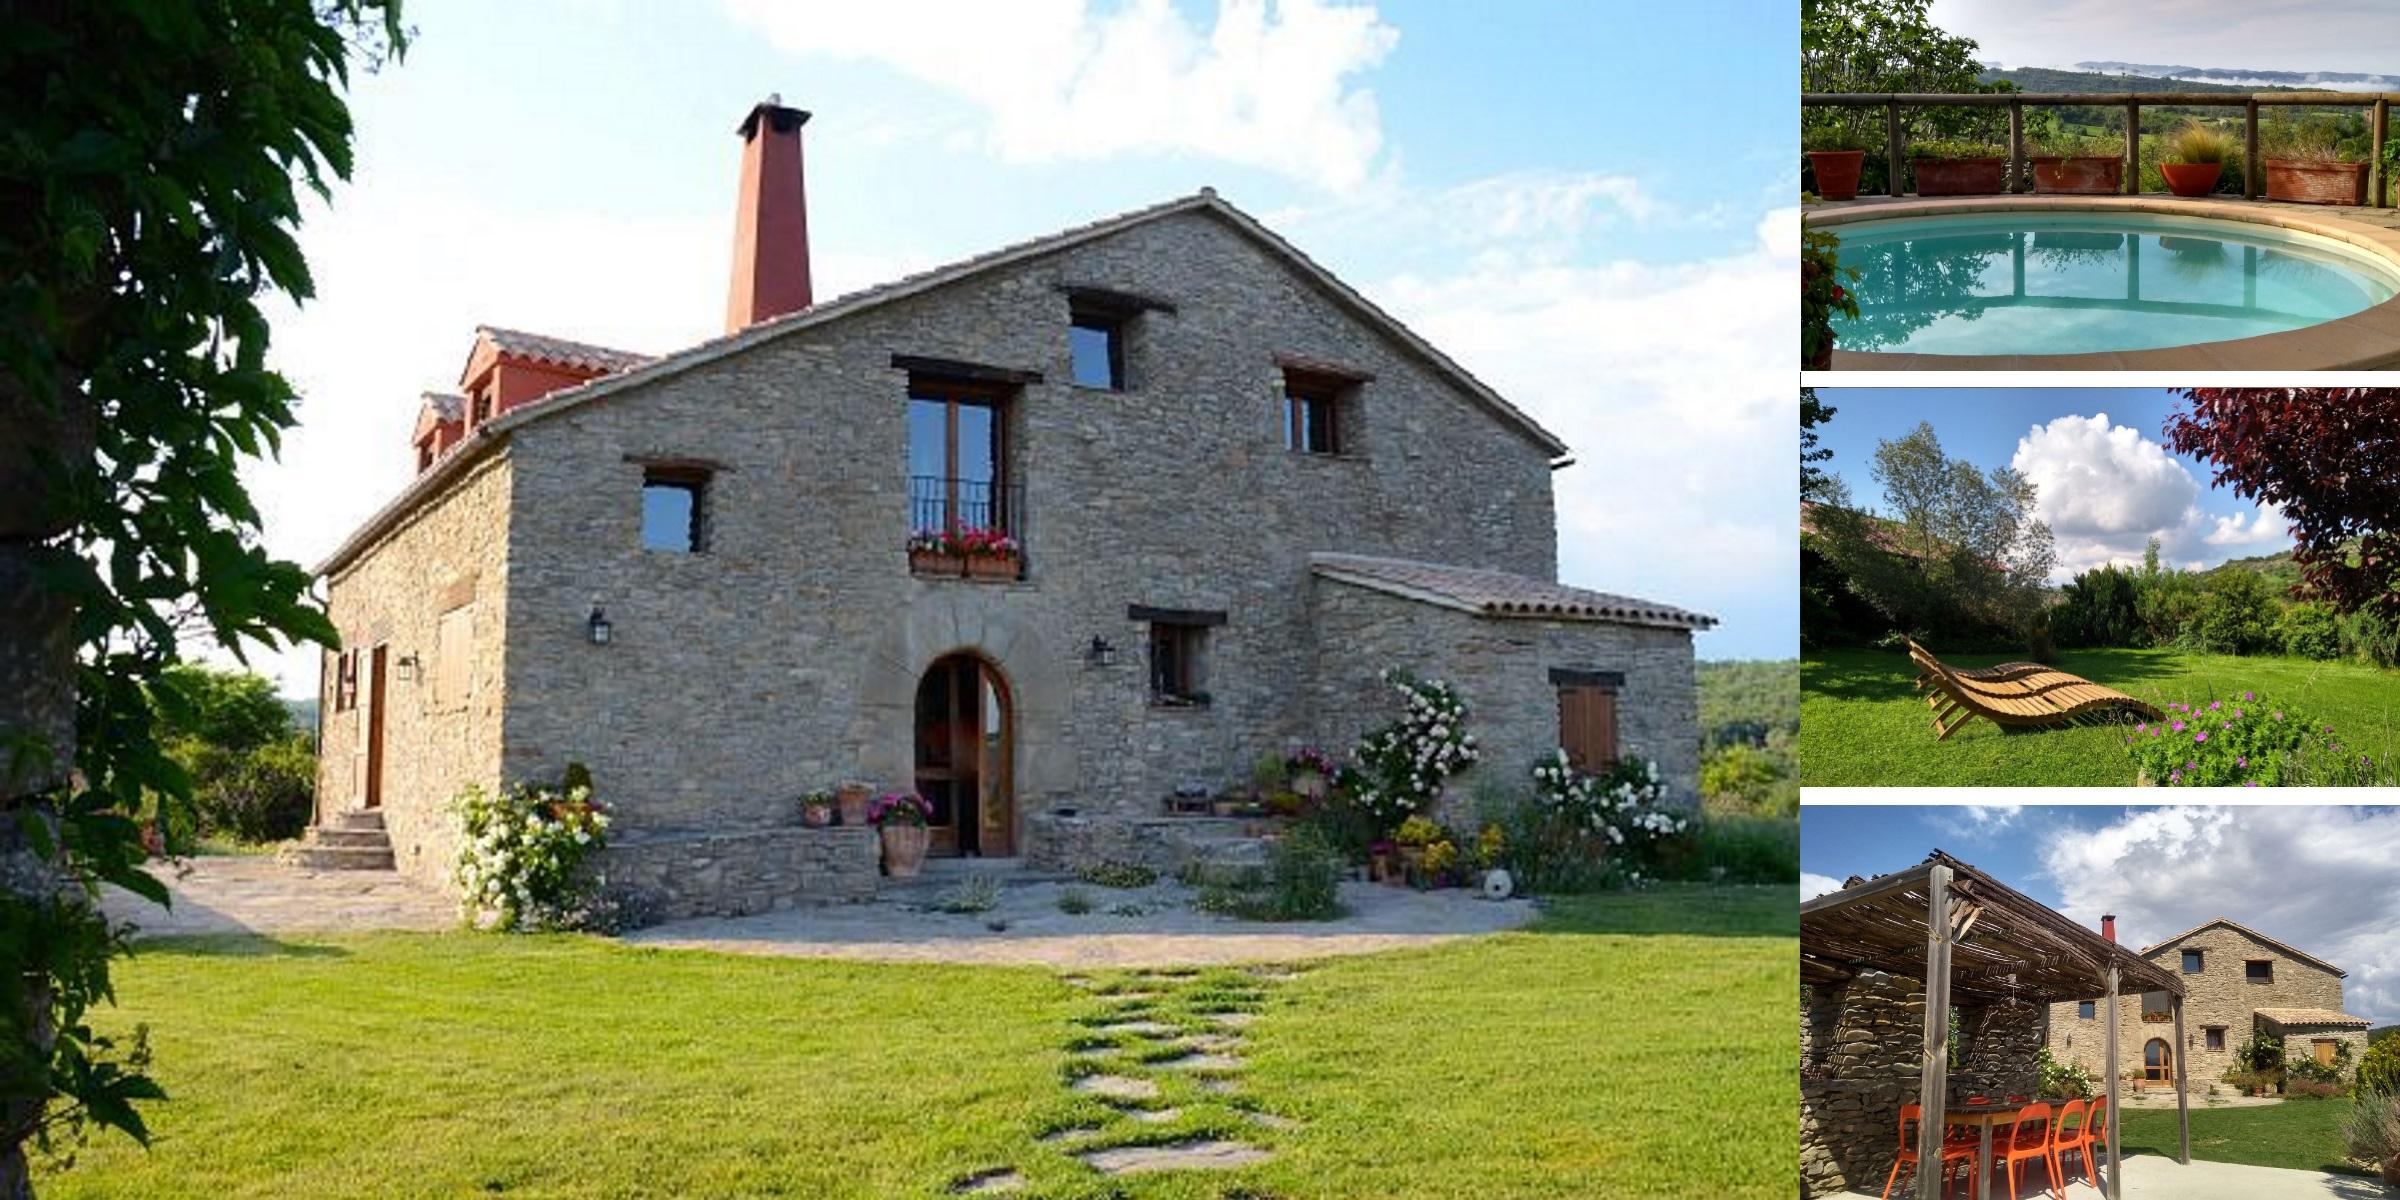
[1911,156,2007,197]
[2264,159,2367,206]
[910,548,963,576]
[2030,155,2122,195]
[965,552,1020,581]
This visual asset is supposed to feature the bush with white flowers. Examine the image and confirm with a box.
[1338,668,1479,828]
[1529,750,1686,884]
[454,779,611,931]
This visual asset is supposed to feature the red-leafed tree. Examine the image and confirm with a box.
[2165,389,2400,622]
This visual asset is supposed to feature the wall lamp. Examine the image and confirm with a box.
[1084,635,1116,668]
[394,653,421,683]
[587,605,613,646]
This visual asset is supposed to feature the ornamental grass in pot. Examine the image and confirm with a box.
[2161,120,2234,197]
[870,790,934,877]
[1909,140,2007,196]
[2029,134,2124,195]
[1804,127,1870,201]
[2263,126,2367,205]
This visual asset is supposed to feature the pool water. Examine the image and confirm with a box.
[1828,212,2400,355]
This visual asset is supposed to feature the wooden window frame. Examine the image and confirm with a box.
[908,375,1013,533]
[2205,1026,2226,1052]
[2244,959,2273,983]
[640,465,710,553]
[1067,306,1127,391]
[1147,621,1209,708]
[2182,949,2204,974]
[333,650,359,713]
[2077,1001,2096,1020]
[1283,371,1346,456]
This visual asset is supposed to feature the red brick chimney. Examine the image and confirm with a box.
[725,94,814,332]
[2101,914,2116,942]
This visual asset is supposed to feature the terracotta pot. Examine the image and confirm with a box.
[909,548,961,576]
[2030,155,2123,195]
[836,783,873,826]
[2380,1151,2399,1188]
[2160,161,2223,197]
[2264,159,2367,206]
[965,553,1020,581]
[1807,150,1865,201]
[879,824,930,877]
[800,800,834,828]
[1911,156,2006,196]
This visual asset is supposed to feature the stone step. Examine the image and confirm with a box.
[304,827,391,850]
[326,809,386,832]
[279,843,396,871]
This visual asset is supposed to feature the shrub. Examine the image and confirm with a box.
[2288,1078,2343,1099]
[2029,133,2120,159]
[2038,1046,2095,1101]
[1075,861,1157,889]
[1194,827,1345,922]
[2124,694,2314,786]
[1699,742,1794,818]
[2055,564,2142,649]
[189,733,316,843]
[1056,888,1095,915]
[934,873,1001,914]
[2289,1041,2353,1084]
[454,779,611,931]
[2343,1091,2400,1182]
[2360,1032,2400,1099]
[1676,816,1799,885]
[2166,120,2236,166]
[1334,669,1479,830]
[1907,139,2004,160]
[2194,569,2278,655]
[1802,227,1858,366]
[2280,601,2341,660]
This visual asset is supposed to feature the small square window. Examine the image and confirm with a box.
[1069,311,1125,390]
[2077,1001,2095,1020]
[2182,949,2204,974]
[2205,1027,2226,1051]
[2245,959,2273,983]
[641,468,708,553]
[1284,372,1345,455]
[1148,623,1209,706]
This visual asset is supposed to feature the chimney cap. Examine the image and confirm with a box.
[737,96,811,139]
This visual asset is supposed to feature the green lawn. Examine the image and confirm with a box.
[1801,646,2400,786]
[2120,1096,2371,1177]
[37,885,1796,1199]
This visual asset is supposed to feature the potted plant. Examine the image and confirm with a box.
[1393,815,1443,884]
[836,780,874,826]
[1285,747,1335,801]
[1802,227,1858,370]
[2263,126,2367,205]
[2029,134,2124,195]
[2160,120,2234,197]
[1804,126,1871,201]
[1417,837,1458,890]
[798,789,835,828]
[954,525,1022,580]
[1909,140,2008,196]
[1367,838,1398,884]
[869,790,934,877]
[907,528,959,575]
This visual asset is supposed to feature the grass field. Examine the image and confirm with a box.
[37,886,1796,1199]
[1800,646,2400,787]
[2120,1096,2371,1177]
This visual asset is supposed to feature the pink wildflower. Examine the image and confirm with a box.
[2196,732,2208,744]
[2243,691,2254,701]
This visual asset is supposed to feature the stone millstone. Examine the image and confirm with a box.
[1076,1138,1272,1175]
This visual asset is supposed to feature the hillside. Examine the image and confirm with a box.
[2206,549,2303,594]
[1699,659,1798,749]
[1983,66,2270,95]
[2076,61,2400,91]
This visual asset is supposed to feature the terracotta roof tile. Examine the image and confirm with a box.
[1309,552,1717,630]
[475,325,653,375]
[2254,1007,2371,1028]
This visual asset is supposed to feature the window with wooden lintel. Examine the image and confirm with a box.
[641,465,710,553]
[2077,1001,2096,1019]
[1553,668,1623,771]
[2245,959,2273,983]
[1134,606,1224,708]
[1282,369,1350,455]
[1068,306,1126,391]
[2313,1039,2339,1066]
[2205,1026,2226,1051]
[2182,949,2204,974]
[907,374,1013,535]
[332,650,359,712]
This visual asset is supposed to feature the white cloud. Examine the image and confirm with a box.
[2007,413,2291,580]
[722,0,1401,191]
[1930,803,2023,840]
[2039,807,2400,1026]
[1802,871,1844,901]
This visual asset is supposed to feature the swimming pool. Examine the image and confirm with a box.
[1825,210,2400,356]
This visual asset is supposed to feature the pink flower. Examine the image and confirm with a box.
[2135,723,2148,734]
[2171,721,2185,733]
[2237,757,2247,768]
[2196,732,2208,744]
[2210,701,2221,711]
[2244,780,2258,787]
[2242,691,2254,701]
[2233,710,2244,719]
[2222,722,2232,730]
[2170,772,2182,783]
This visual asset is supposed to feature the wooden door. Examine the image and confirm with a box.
[974,664,1013,856]
[364,644,388,808]
[2144,1038,2172,1082]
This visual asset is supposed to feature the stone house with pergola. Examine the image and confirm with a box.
[2046,916,2374,1092]
[301,98,1714,920]
[1802,852,2190,1200]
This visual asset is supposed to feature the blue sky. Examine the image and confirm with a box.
[229,0,1801,693]
[1804,805,2400,1026]
[1809,388,2292,581]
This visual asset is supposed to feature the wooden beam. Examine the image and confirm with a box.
[1799,860,1935,917]
[1916,863,1954,1200]
[2376,99,2391,208]
[2174,993,2191,1165]
[2245,101,2261,200]
[890,354,1044,387]
[2106,964,2123,1200]
[1887,101,1905,197]
[2125,102,2141,195]
[2008,100,2025,194]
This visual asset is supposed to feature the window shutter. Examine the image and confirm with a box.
[1557,685,1619,770]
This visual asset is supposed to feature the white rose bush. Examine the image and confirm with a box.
[1338,668,1479,829]
[454,779,612,931]
[1528,750,1686,886]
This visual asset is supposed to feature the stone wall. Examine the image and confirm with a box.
[1800,971,2045,1199]
[1021,812,1267,875]
[600,826,877,920]
[318,454,514,889]
[493,207,1604,857]
[1305,576,1701,821]
[2045,922,2362,1087]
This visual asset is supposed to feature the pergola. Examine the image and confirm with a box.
[1802,851,2189,1200]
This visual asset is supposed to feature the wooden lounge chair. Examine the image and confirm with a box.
[1909,642,2162,740]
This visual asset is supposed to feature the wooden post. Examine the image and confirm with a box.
[2008,99,2025,194]
[2125,101,2141,195]
[2105,965,2122,1200]
[1916,863,1954,1200]
[1888,100,1906,197]
[2173,993,2191,1166]
[2245,100,2261,200]
[2375,99,2390,207]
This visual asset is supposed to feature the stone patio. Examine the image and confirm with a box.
[100,855,454,937]
[1837,1154,2395,1199]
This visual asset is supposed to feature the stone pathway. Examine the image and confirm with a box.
[948,964,1305,1193]
[98,855,453,937]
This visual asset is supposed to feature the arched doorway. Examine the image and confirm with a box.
[2144,1037,2173,1084]
[913,653,1014,857]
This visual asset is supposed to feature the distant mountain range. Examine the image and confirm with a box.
[2074,61,2400,91]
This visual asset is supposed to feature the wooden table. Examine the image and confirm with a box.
[1942,1102,2044,1200]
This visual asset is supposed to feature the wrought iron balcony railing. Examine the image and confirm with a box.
[907,476,1026,581]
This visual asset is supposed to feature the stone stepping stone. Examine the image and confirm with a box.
[1243,1110,1302,1132]
[1208,1011,1258,1029]
[1198,1077,1239,1095]
[1037,1125,1102,1145]
[1072,1074,1159,1101]
[1115,1105,1182,1124]
[949,1168,1024,1193]
[1175,1033,1244,1054]
[1156,1052,1244,1072]
[1103,991,1161,1003]
[1076,1139,1272,1175]
[1098,1020,1176,1037]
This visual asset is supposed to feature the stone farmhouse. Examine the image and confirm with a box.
[2047,915,2374,1088]
[305,100,1715,920]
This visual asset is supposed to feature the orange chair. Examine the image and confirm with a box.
[1884,1103,1981,1200]
[2047,1099,2090,1193]
[1986,1101,2062,1200]
[2062,1094,2108,1189]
